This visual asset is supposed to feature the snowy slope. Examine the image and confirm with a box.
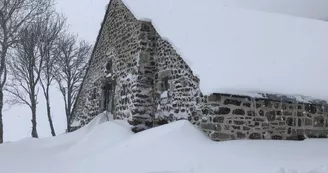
[1,113,328,173]
[123,0,328,100]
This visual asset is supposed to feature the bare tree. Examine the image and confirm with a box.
[0,0,52,142]
[54,34,91,132]
[39,13,66,137]
[6,15,55,138]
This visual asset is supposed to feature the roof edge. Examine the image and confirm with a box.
[70,0,113,126]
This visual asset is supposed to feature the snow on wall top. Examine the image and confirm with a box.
[122,0,328,101]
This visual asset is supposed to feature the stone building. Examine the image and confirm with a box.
[70,0,328,141]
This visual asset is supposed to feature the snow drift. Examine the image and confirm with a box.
[0,113,328,173]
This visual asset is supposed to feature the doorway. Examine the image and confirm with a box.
[102,82,115,113]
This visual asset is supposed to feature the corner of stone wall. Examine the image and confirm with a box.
[128,21,159,132]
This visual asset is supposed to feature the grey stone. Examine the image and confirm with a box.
[249,133,262,139]
[232,109,245,115]
[266,111,276,121]
[216,107,231,115]
[213,116,224,123]
[314,116,325,127]
[223,99,241,106]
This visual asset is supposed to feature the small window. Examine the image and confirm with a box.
[162,77,169,91]
[122,85,127,96]
[106,60,113,73]
[92,88,97,100]
[140,52,150,64]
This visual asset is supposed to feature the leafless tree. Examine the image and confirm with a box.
[6,14,56,138]
[38,13,66,137]
[0,0,52,142]
[54,34,91,132]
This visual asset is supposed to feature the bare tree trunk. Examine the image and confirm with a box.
[67,84,72,131]
[45,93,55,136]
[31,98,38,138]
[54,35,91,132]
[0,50,6,143]
[0,89,4,143]
[65,105,70,132]
[1,0,54,141]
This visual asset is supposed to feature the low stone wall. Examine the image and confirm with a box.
[198,93,328,141]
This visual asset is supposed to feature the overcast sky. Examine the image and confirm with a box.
[55,0,109,43]
[4,0,328,142]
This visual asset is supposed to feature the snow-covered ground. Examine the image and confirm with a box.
[1,113,328,173]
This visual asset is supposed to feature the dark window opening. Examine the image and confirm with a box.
[122,84,127,96]
[102,82,115,113]
[162,77,169,91]
[106,59,113,73]
[92,88,97,100]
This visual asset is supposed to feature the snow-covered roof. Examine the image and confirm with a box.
[122,0,328,101]
[212,0,328,21]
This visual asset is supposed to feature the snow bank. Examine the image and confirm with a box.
[63,114,133,157]
[122,0,328,100]
[1,113,328,173]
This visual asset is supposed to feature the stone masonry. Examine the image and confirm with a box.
[70,0,328,141]
[200,94,328,141]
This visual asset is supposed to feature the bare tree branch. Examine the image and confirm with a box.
[0,0,53,143]
[54,33,91,131]
[6,5,57,138]
[38,12,66,137]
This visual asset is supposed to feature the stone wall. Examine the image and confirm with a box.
[129,22,203,131]
[71,0,148,127]
[199,93,328,141]
[71,0,328,141]
[153,38,202,125]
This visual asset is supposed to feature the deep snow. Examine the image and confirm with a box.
[1,113,328,173]
[123,0,328,100]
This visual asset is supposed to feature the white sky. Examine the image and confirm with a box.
[3,0,328,142]
[55,0,109,43]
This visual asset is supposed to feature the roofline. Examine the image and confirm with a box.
[209,92,328,105]
[70,0,113,126]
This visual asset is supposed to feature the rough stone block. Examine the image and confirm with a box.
[213,116,224,123]
[211,132,233,141]
[249,133,262,139]
[314,116,325,127]
[224,99,241,106]
[232,109,245,115]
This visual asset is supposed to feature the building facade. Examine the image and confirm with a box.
[70,0,328,141]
